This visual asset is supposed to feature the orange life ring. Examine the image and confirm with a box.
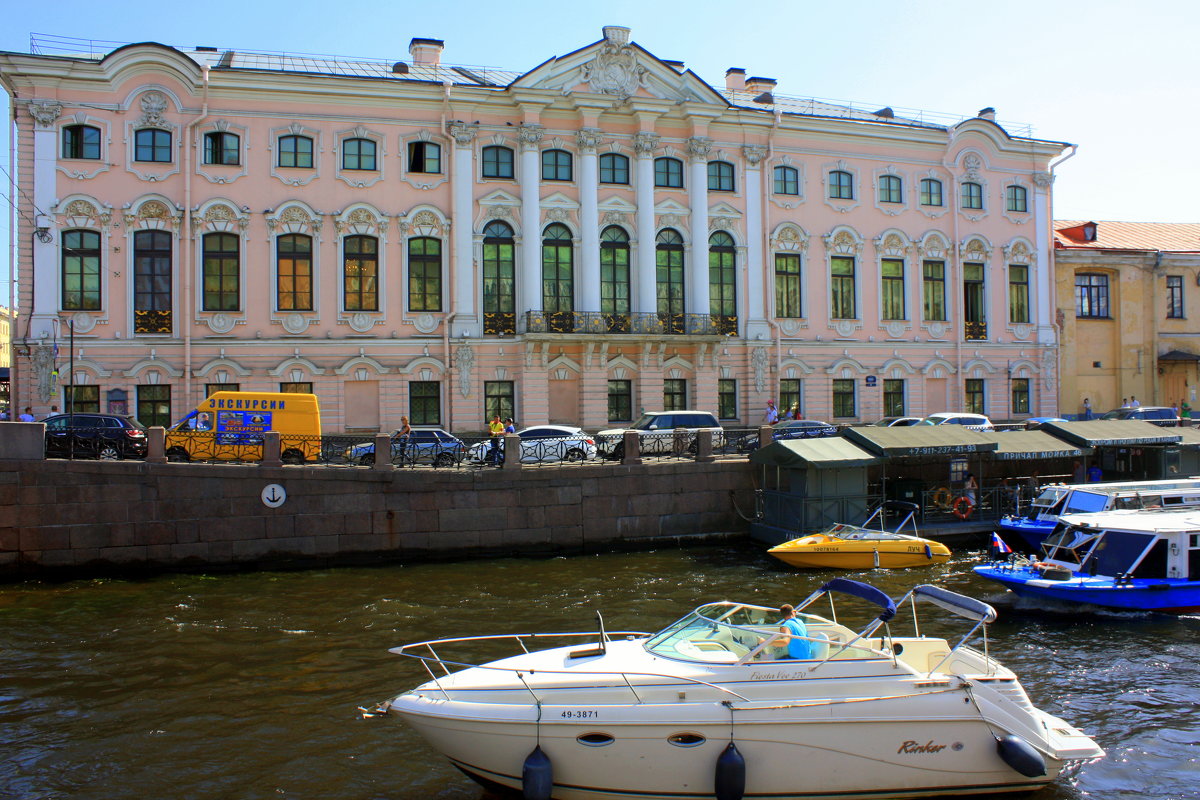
[932,486,953,511]
[952,495,975,520]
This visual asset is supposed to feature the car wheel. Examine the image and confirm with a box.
[98,444,121,460]
[686,441,699,456]
[166,447,190,463]
[357,454,374,466]
[610,442,625,460]
[564,448,585,462]
[281,449,304,465]
[434,453,455,468]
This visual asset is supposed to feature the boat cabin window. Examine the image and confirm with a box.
[1042,528,1099,566]
[1062,490,1108,515]
[1190,542,1200,581]
[1029,488,1067,519]
[1077,530,1157,576]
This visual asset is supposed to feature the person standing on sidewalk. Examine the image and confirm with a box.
[763,400,779,425]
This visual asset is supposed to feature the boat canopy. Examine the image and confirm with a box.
[909,585,997,623]
[816,578,897,622]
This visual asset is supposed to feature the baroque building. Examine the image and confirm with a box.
[1055,221,1200,415]
[0,27,1069,432]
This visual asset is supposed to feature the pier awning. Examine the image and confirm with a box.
[843,425,998,458]
[1038,420,1182,447]
[1170,427,1200,448]
[749,438,881,469]
[984,430,1091,460]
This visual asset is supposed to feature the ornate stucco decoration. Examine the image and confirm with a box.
[686,136,713,162]
[962,153,983,181]
[874,232,911,257]
[577,127,604,153]
[517,123,544,151]
[446,122,478,148]
[601,211,628,227]
[268,205,323,235]
[742,145,767,167]
[960,237,991,263]
[576,26,648,104]
[32,343,57,403]
[27,100,62,128]
[823,229,864,256]
[206,313,236,334]
[124,199,182,230]
[709,216,736,232]
[751,346,770,392]
[58,197,113,229]
[137,91,170,129]
[455,344,475,397]
[1002,240,1036,265]
[772,224,810,253]
[632,132,659,156]
[545,208,570,224]
[659,213,682,229]
[1032,171,1053,188]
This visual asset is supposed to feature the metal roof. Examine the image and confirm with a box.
[749,437,881,469]
[1038,420,1183,447]
[983,430,1090,460]
[842,426,998,458]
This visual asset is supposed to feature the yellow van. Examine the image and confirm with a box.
[165,392,322,463]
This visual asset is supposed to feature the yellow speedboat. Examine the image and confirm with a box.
[769,502,951,569]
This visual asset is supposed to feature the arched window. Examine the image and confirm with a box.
[482,145,514,179]
[656,228,685,330]
[342,138,377,171]
[278,135,313,168]
[61,229,101,310]
[133,230,173,333]
[920,178,943,207]
[203,131,239,165]
[599,153,629,185]
[709,231,737,334]
[773,165,798,195]
[878,174,902,204]
[654,157,683,188]
[828,170,853,200]
[135,129,172,163]
[62,125,100,160]
[482,220,515,334]
[961,182,983,210]
[541,149,572,181]
[1006,185,1028,212]
[408,141,441,174]
[707,161,734,192]
[408,237,442,312]
[202,232,240,311]
[276,233,313,311]
[542,223,574,331]
[343,235,378,311]
[600,226,630,317]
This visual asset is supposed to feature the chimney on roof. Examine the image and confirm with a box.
[725,68,746,92]
[409,38,444,66]
[977,107,996,120]
[745,76,777,94]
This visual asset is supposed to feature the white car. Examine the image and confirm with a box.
[468,425,597,464]
[918,412,995,432]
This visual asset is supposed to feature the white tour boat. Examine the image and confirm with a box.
[379,578,1102,800]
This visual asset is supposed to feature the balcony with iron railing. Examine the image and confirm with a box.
[964,320,987,340]
[485,311,738,337]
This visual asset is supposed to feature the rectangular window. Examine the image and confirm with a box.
[1075,273,1110,318]
[920,178,943,207]
[134,230,172,331]
[663,379,687,411]
[607,379,632,423]
[202,233,240,311]
[965,378,985,415]
[654,158,683,188]
[773,166,799,195]
[830,256,856,319]
[1012,377,1030,415]
[961,182,983,210]
[829,170,853,200]
[878,175,902,204]
[278,135,313,168]
[1009,264,1030,324]
[408,237,442,312]
[775,253,802,318]
[883,379,905,417]
[779,379,801,419]
[718,379,737,420]
[342,138,377,171]
[832,379,856,418]
[280,382,313,394]
[484,380,515,422]
[205,383,239,398]
[409,381,441,426]
[408,141,441,174]
[343,236,378,311]
[963,262,985,324]
[1167,275,1184,319]
[881,258,905,320]
[482,146,514,179]
[922,260,946,321]
[135,129,171,163]
[66,385,100,413]
[63,125,101,160]
[203,131,239,166]
[136,384,171,428]
[62,229,102,311]
[276,235,313,311]
[599,153,629,184]
[1006,185,1028,212]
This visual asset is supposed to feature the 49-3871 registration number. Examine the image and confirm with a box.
[560,709,599,719]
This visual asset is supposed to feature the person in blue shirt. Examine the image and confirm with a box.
[777,604,811,660]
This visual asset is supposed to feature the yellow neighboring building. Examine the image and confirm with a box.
[1055,221,1200,416]
[0,307,12,413]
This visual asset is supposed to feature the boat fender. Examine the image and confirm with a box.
[522,745,553,800]
[996,734,1046,778]
[714,741,746,800]
[924,544,933,559]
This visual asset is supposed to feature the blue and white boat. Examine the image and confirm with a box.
[977,507,1200,613]
[998,478,1200,553]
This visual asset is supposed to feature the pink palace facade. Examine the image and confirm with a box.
[0,27,1070,433]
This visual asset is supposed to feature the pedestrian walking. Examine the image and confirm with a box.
[763,400,779,424]
[18,407,35,422]
[396,415,412,463]
[1130,396,1140,409]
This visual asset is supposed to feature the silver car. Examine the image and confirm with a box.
[468,425,597,464]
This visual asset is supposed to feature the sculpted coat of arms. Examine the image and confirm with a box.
[576,27,647,103]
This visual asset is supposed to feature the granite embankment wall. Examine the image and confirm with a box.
[0,458,755,580]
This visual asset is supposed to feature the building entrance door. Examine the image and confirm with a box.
[548,375,579,425]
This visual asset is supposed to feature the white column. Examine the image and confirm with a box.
[577,127,603,313]
[743,145,767,335]
[28,101,62,339]
[687,136,712,317]
[448,123,477,331]
[633,132,659,314]
[518,124,544,319]
[1032,171,1054,345]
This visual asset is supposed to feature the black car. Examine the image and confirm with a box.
[43,413,149,460]
[737,419,839,452]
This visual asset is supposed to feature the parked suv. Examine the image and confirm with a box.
[1101,406,1181,426]
[597,411,723,458]
[43,413,148,460]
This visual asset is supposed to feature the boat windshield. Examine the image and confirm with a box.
[1027,487,1067,519]
[642,602,875,664]
[1062,490,1110,515]
[1041,527,1100,566]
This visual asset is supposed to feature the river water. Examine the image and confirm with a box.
[2,543,1197,800]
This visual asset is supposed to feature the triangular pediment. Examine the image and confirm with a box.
[479,189,521,206]
[709,201,743,218]
[509,27,728,108]
[654,198,690,215]
[598,195,638,213]
[541,191,579,209]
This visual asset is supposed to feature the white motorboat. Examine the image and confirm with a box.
[380,579,1102,800]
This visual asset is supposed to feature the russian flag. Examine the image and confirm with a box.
[991,532,1013,555]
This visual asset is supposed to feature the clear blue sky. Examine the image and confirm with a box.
[2,0,1198,302]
